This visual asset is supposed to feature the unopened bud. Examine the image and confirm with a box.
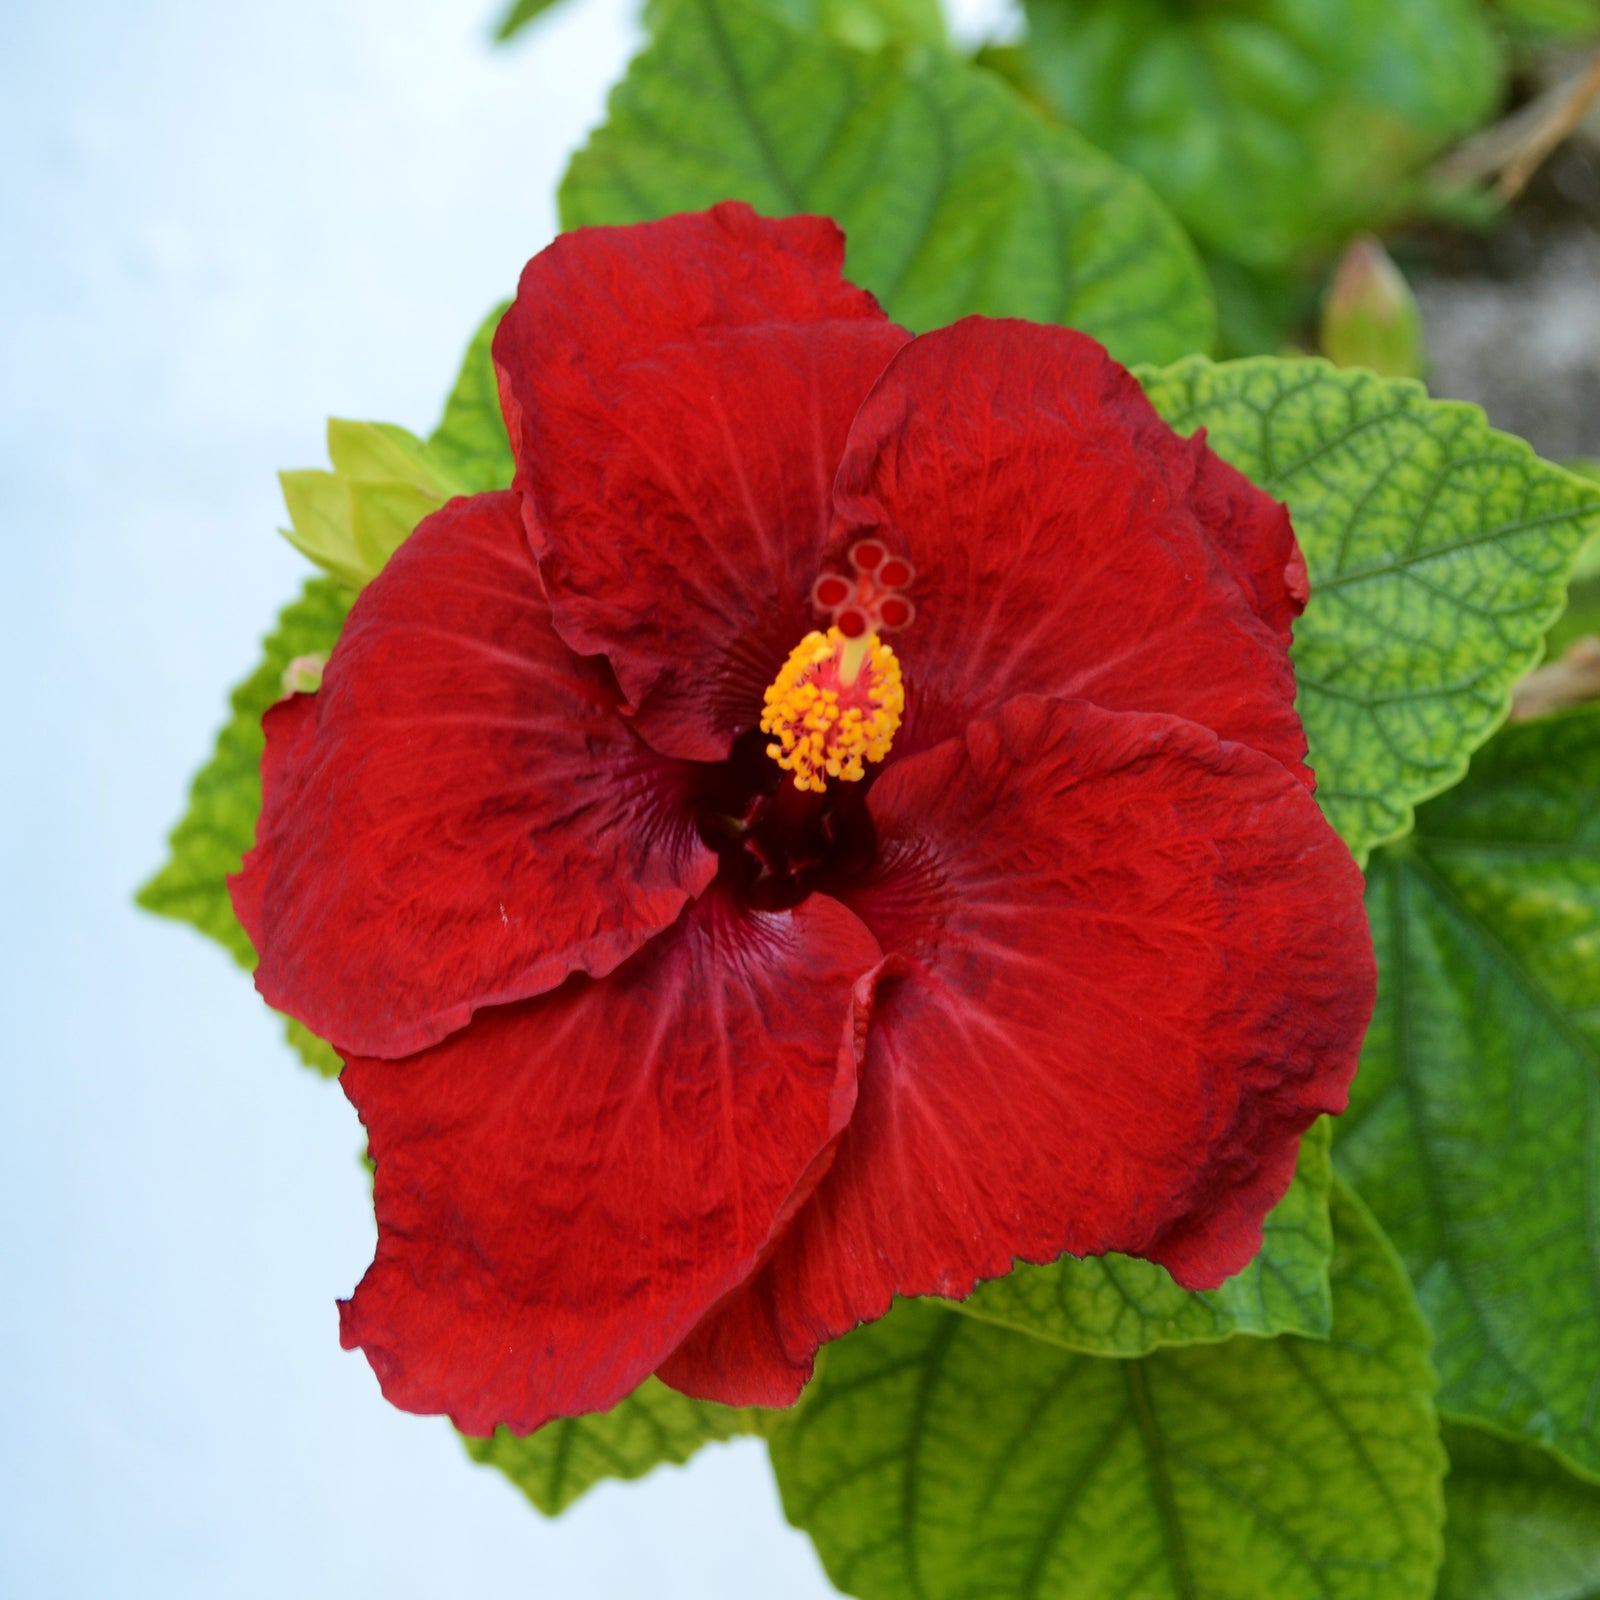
[1320,236,1426,381]
[282,654,328,695]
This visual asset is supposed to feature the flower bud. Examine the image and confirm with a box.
[1320,236,1426,380]
[281,654,327,695]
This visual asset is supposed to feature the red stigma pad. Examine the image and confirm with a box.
[812,574,853,609]
[810,541,917,635]
[878,595,915,631]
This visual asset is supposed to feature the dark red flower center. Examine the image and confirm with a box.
[690,730,878,912]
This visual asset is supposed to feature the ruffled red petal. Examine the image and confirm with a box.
[654,1262,808,1408]
[828,318,1311,778]
[662,696,1373,1404]
[1187,437,1309,645]
[337,887,881,1436]
[493,203,911,761]
[230,491,717,1059]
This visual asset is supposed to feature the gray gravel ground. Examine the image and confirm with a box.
[1413,131,1600,461]
[1418,226,1600,459]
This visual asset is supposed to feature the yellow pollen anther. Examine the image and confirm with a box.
[760,627,905,794]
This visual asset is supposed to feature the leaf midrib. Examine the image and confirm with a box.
[696,0,805,212]
[1126,1360,1197,1600]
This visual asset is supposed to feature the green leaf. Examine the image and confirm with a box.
[276,469,370,592]
[500,0,948,46]
[1569,459,1600,493]
[561,0,1215,366]
[1204,251,1318,359]
[771,1180,1444,1600]
[325,416,451,484]
[1138,358,1600,858]
[427,302,516,494]
[754,0,946,48]
[139,580,353,1076]
[139,580,351,963]
[1337,705,1600,1478]
[463,1378,767,1514]
[283,1016,343,1079]
[1544,574,1600,661]
[1490,0,1600,47]
[952,1117,1334,1356]
[1550,480,1600,655]
[493,0,570,42]
[1437,1422,1600,1599]
[1020,0,1502,269]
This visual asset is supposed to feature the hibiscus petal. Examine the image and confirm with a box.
[828,318,1310,778]
[1187,434,1309,644]
[662,696,1373,1404]
[494,202,911,761]
[231,490,718,1059]
[337,887,881,1436]
[655,1262,816,1408]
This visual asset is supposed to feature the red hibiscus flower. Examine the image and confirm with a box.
[231,203,1375,1435]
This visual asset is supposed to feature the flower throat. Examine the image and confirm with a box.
[692,540,915,912]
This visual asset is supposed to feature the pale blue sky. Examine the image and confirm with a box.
[0,0,1057,1591]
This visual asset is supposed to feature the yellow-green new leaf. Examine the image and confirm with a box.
[279,421,468,591]
[279,305,516,590]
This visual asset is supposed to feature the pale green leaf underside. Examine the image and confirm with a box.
[1437,1421,1600,1599]
[771,1181,1443,1600]
[137,580,353,1075]
[1337,705,1600,1479]
[1139,357,1600,859]
[561,0,1214,365]
[463,1378,766,1515]
[952,1117,1333,1356]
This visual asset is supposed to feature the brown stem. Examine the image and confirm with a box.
[1510,635,1600,722]
[1431,47,1600,200]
